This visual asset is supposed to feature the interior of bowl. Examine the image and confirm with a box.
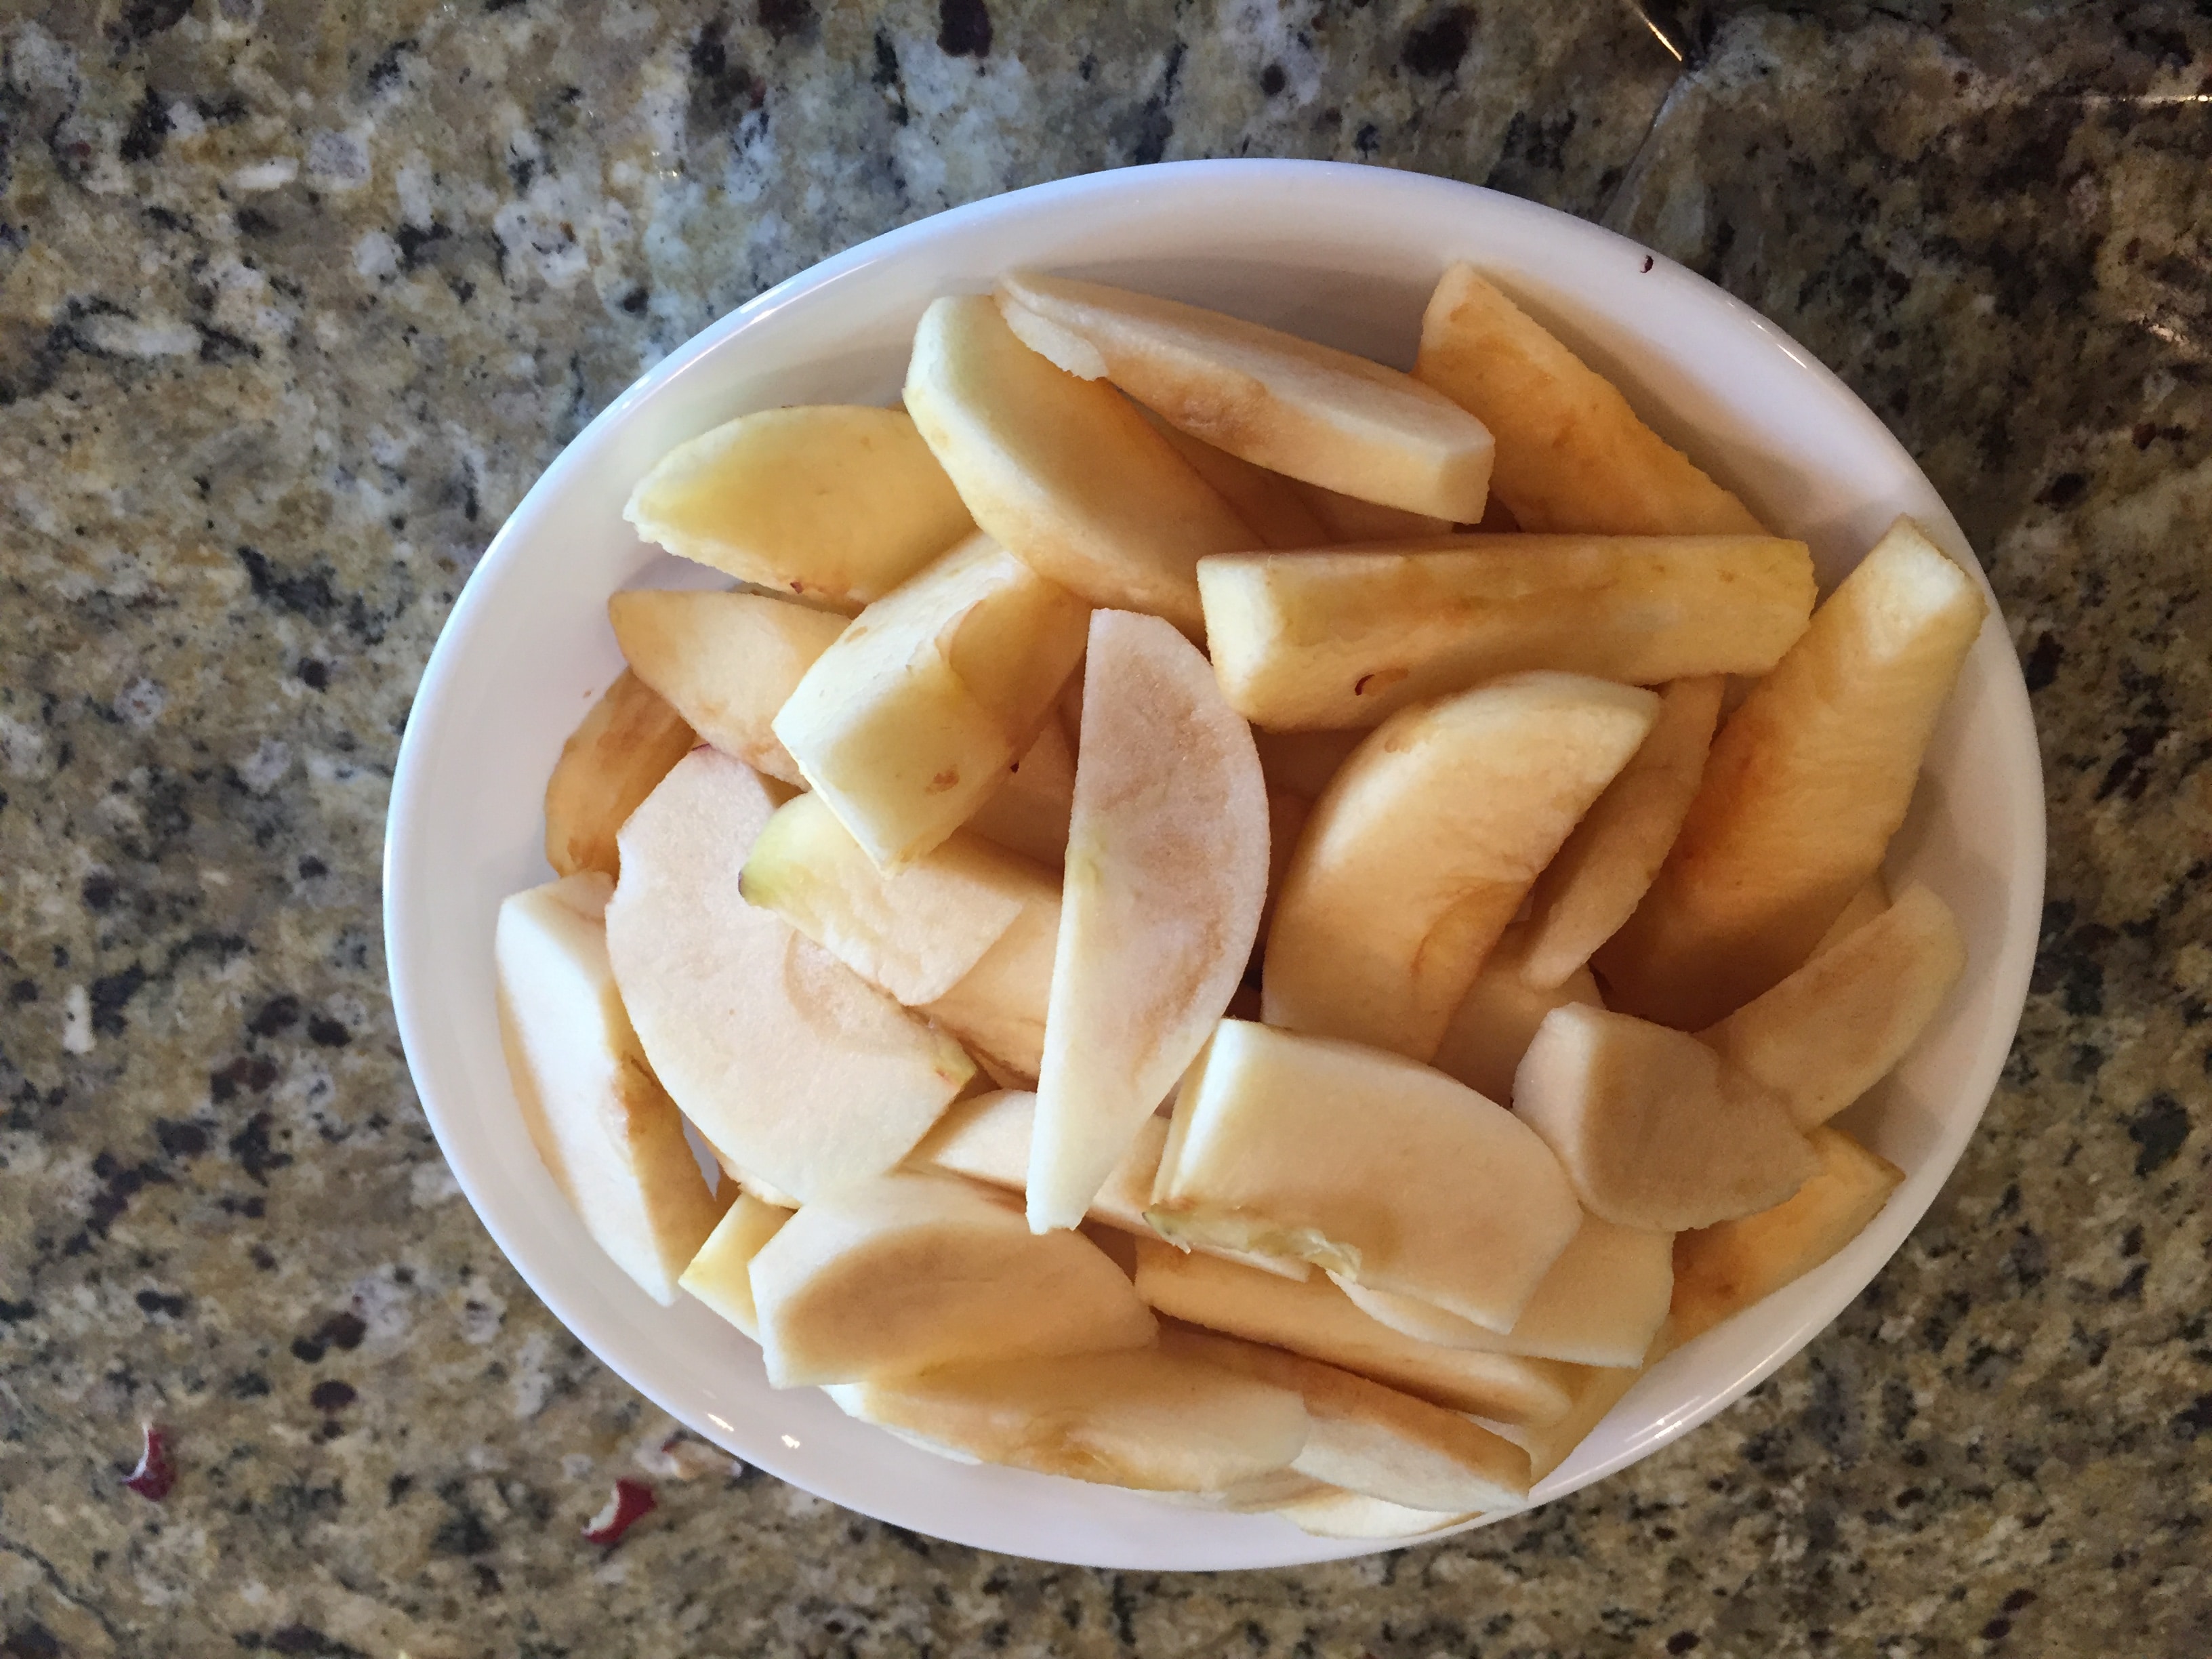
[383,161,2044,1570]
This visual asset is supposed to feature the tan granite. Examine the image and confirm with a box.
[0,1,2206,1656]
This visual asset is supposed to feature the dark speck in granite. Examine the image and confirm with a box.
[0,1,2207,1654]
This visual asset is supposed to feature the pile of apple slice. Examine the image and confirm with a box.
[495,264,1984,1538]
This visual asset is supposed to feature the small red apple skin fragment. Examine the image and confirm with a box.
[124,1423,176,1500]
[583,1477,657,1546]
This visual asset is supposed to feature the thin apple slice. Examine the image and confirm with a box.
[1263,672,1658,1061]
[1132,1238,1579,1425]
[543,670,696,878]
[607,589,846,787]
[1197,535,1814,730]
[623,405,974,609]
[494,873,724,1304]
[999,271,1494,521]
[606,750,972,1202]
[1275,1488,1479,1538]
[1514,1004,1817,1231]
[1518,676,1724,989]
[966,718,1076,865]
[1473,1345,1656,1482]
[1290,479,1452,541]
[1671,1127,1903,1345]
[1812,874,1890,957]
[739,791,1055,1006]
[1597,516,1987,1027]
[749,1171,1155,1387]
[918,894,1061,1085]
[1151,1021,1582,1332]
[905,295,1254,634]
[1159,1325,1532,1514]
[1415,264,1765,535]
[772,533,1090,869]
[825,1345,1308,1492]
[1430,923,1604,1105]
[1331,1213,1673,1369]
[1027,611,1269,1231]
[1700,884,1965,1128]
[678,1192,791,1340]
[1138,411,1331,548]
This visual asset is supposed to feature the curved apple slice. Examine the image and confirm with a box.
[542,670,695,879]
[1027,611,1269,1231]
[677,1192,791,1340]
[1263,672,1658,1061]
[1429,921,1603,1106]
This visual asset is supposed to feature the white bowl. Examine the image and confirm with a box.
[383,160,2043,1570]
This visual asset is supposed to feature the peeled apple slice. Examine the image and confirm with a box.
[494,873,724,1304]
[678,1192,791,1340]
[748,1171,1155,1387]
[1513,1004,1818,1231]
[622,405,975,609]
[998,270,1494,522]
[1429,922,1603,1106]
[771,533,1090,870]
[543,670,695,879]
[1137,411,1332,548]
[1275,1488,1479,1539]
[1151,1021,1582,1332]
[607,588,846,787]
[966,718,1077,866]
[1263,672,1659,1061]
[1027,611,1269,1232]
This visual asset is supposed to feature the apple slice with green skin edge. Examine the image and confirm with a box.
[495,873,726,1305]
[1330,1212,1673,1370]
[1158,1324,1532,1515]
[678,1192,790,1340]
[1263,671,1660,1062]
[771,533,1091,871]
[738,790,1055,1008]
[607,589,846,788]
[1700,883,1965,1130]
[1513,1004,1818,1232]
[1414,264,1767,537]
[997,271,1494,523]
[1196,535,1813,731]
[623,405,975,610]
[747,1171,1155,1388]
[543,670,695,880]
[1517,674,1725,991]
[1151,1020,1582,1333]
[822,1345,1309,1493]
[1597,516,1987,1028]
[1130,1237,1580,1426]
[904,295,1254,636]
[1429,920,1603,1107]
[606,749,973,1203]
[1026,611,1271,1233]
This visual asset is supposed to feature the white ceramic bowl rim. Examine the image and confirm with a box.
[383,159,2045,1570]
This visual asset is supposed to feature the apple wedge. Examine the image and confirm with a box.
[543,670,696,878]
[1597,516,1987,1027]
[605,749,972,1201]
[623,405,975,609]
[1151,1021,1582,1332]
[1160,1325,1532,1514]
[1517,675,1725,989]
[772,532,1090,869]
[607,589,846,787]
[1671,1127,1904,1345]
[1263,672,1658,1060]
[919,893,1061,1085]
[1514,1004,1818,1231]
[749,1171,1155,1387]
[1700,884,1965,1128]
[1197,535,1814,730]
[905,295,1255,634]
[1138,411,1331,548]
[998,271,1494,521]
[824,1346,1309,1492]
[1027,611,1269,1231]
[493,873,725,1304]
[1274,1488,1478,1539]
[1132,1239,1579,1425]
[1331,1213,1673,1369]
[1290,479,1452,541]
[1813,874,1890,956]
[965,717,1076,866]
[1430,924,1604,1106]
[1415,264,1765,536]
[678,1192,791,1340]
[739,790,1057,1007]
[1473,1345,1656,1483]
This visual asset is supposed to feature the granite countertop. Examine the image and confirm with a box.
[1,0,2207,1652]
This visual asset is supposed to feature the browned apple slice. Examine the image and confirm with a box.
[543,670,695,878]
[1429,922,1604,1106]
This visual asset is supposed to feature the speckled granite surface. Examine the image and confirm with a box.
[1,1,2206,1653]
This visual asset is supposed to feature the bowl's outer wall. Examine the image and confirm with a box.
[383,161,2044,1570]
